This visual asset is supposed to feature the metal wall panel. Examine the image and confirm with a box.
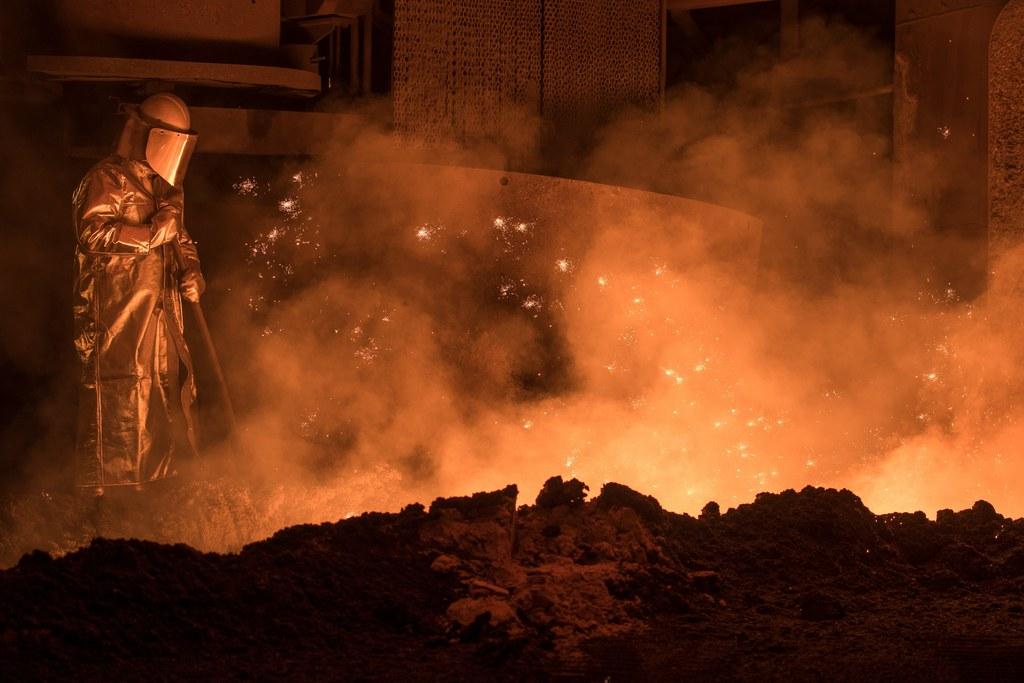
[393,0,542,142]
[393,0,663,142]
[541,0,663,127]
[989,0,1024,256]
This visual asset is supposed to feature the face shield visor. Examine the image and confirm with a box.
[145,127,199,187]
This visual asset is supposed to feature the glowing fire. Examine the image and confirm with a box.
[219,163,1024,531]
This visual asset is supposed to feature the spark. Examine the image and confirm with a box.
[233,176,259,197]
[278,197,301,217]
[354,338,380,363]
[521,294,543,313]
[414,223,439,241]
[597,276,608,288]
[555,258,572,273]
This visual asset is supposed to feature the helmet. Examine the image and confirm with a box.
[116,93,199,187]
[139,92,191,132]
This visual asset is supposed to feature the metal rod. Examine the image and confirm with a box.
[171,242,244,458]
[185,299,240,440]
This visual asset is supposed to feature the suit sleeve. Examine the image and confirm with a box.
[73,167,151,254]
[157,185,201,269]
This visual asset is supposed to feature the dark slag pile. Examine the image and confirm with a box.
[3,477,1024,681]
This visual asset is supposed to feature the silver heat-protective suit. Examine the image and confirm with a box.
[72,94,203,489]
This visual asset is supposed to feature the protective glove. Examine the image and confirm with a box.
[179,265,206,303]
[148,206,181,248]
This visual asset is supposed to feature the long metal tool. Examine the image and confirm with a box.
[171,243,244,457]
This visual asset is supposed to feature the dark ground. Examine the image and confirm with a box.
[3,477,1024,681]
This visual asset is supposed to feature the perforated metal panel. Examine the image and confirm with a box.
[393,0,663,143]
[393,0,542,142]
[541,0,663,127]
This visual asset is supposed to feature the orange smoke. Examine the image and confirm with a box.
[177,19,1024,536]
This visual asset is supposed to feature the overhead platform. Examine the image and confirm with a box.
[64,106,368,157]
[26,55,322,98]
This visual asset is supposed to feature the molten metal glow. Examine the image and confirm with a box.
[220,164,1024,531]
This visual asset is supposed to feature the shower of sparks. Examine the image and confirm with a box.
[521,294,543,315]
[278,197,301,217]
[233,176,260,197]
[248,294,267,312]
[243,169,323,289]
[555,258,573,273]
[492,215,535,257]
[415,222,443,241]
[249,226,285,257]
[354,339,380,364]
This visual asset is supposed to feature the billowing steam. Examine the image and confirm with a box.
[200,17,1024,524]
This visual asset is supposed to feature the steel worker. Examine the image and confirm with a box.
[72,92,203,494]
